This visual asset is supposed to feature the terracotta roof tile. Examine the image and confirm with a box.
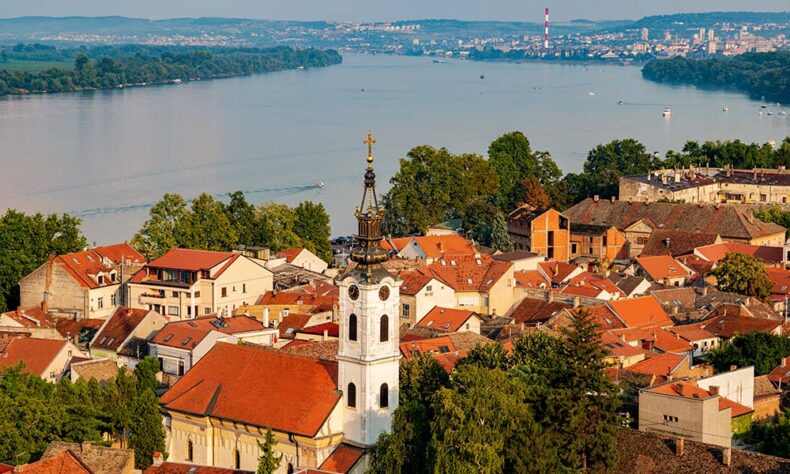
[510,298,571,325]
[0,307,57,329]
[636,255,694,281]
[560,272,624,299]
[70,359,119,383]
[16,450,92,474]
[0,338,67,377]
[276,248,305,263]
[417,307,477,332]
[92,307,152,351]
[151,315,265,349]
[513,270,550,289]
[298,322,339,338]
[696,307,782,338]
[623,353,687,377]
[52,243,145,290]
[160,343,340,436]
[538,261,579,285]
[569,305,625,330]
[318,444,365,473]
[144,463,251,474]
[608,296,673,328]
[278,313,313,339]
[647,381,753,417]
[55,318,104,341]
[696,243,784,265]
[43,442,134,474]
[608,326,693,353]
[382,235,477,259]
[147,248,234,272]
[280,340,338,362]
[768,357,790,385]
[640,230,720,257]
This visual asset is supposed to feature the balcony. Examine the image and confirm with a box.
[139,293,166,306]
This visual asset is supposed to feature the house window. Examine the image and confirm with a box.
[221,287,228,297]
[243,283,247,293]
[201,270,210,279]
[97,297,104,309]
[761,194,767,202]
[234,449,241,469]
[178,360,185,376]
[402,305,410,318]
[194,291,201,298]
[172,291,179,298]
[98,275,105,285]
[110,273,118,283]
[168,306,179,316]
[349,314,358,341]
[547,248,554,259]
[204,307,211,315]
[186,440,193,461]
[347,382,357,408]
[380,383,389,408]
[637,237,648,245]
[571,243,578,254]
[111,294,117,306]
[380,315,389,342]
[50,371,56,379]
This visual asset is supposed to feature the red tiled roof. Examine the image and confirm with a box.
[538,261,579,285]
[54,318,104,340]
[382,235,477,259]
[398,268,435,296]
[0,338,67,376]
[695,243,784,265]
[148,248,235,272]
[767,268,790,296]
[676,254,715,275]
[16,450,92,474]
[427,255,512,292]
[696,309,782,339]
[514,270,549,289]
[608,296,673,328]
[399,336,457,360]
[278,313,313,339]
[92,307,152,351]
[647,381,753,417]
[417,307,477,332]
[608,326,693,354]
[640,230,720,257]
[570,305,625,330]
[510,298,571,325]
[768,357,790,385]
[144,462,251,474]
[624,353,687,377]
[52,242,145,290]
[299,323,339,338]
[0,307,57,329]
[277,248,304,263]
[667,325,718,343]
[257,291,336,308]
[600,332,648,358]
[636,255,693,281]
[160,343,341,437]
[318,444,365,473]
[560,272,624,299]
[151,316,265,349]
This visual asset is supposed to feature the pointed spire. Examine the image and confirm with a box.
[351,133,389,272]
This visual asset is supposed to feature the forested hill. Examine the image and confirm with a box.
[641,52,790,104]
[0,45,342,95]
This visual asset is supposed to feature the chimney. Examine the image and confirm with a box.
[81,441,92,454]
[753,167,758,181]
[730,364,737,372]
[782,357,787,368]
[708,385,719,396]
[548,291,554,303]
[16,307,21,318]
[322,329,329,341]
[593,195,600,203]
[675,438,685,456]
[263,307,270,328]
[437,241,444,252]
[41,300,48,313]
[610,196,616,203]
[723,447,732,467]
[661,173,668,185]
[674,171,681,183]
[702,286,708,296]
[573,296,580,308]
[153,452,164,467]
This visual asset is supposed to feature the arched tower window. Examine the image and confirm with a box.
[349,314,358,341]
[380,314,389,342]
[186,439,193,461]
[380,383,389,408]
[347,382,357,408]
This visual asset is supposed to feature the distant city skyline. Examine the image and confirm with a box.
[0,0,788,22]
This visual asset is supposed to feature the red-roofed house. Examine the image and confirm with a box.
[640,380,753,447]
[558,272,625,301]
[160,343,344,472]
[668,325,720,359]
[276,248,329,273]
[149,315,276,376]
[607,296,674,328]
[317,444,365,474]
[416,307,481,334]
[635,255,696,287]
[397,268,455,325]
[13,449,92,474]
[694,243,785,267]
[768,357,790,387]
[537,261,583,287]
[0,307,62,339]
[0,337,86,381]
[381,235,477,263]
[128,248,273,319]
[19,242,146,319]
[607,326,694,356]
[89,306,169,368]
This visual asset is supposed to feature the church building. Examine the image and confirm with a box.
[159,134,400,473]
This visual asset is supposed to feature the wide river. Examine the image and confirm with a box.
[1,54,789,244]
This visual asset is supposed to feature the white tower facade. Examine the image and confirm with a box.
[336,133,401,447]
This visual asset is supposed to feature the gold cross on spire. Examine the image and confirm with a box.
[363,132,376,167]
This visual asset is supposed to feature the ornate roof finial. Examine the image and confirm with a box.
[363,132,376,169]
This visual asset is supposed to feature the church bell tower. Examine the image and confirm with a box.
[336,133,401,447]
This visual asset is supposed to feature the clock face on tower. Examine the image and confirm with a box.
[379,286,390,301]
[348,285,360,301]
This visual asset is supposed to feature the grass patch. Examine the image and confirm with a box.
[0,60,73,72]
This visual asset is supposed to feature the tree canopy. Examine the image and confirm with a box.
[705,331,790,375]
[709,252,773,301]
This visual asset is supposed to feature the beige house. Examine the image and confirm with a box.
[398,271,455,325]
[276,247,329,274]
[89,306,169,366]
[19,243,146,319]
[128,248,273,319]
[0,338,86,381]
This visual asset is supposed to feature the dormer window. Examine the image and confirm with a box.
[110,272,118,283]
[97,275,104,285]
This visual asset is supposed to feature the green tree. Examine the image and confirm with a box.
[710,252,773,301]
[224,191,258,247]
[254,202,305,252]
[751,408,790,458]
[129,388,166,469]
[177,193,238,251]
[754,204,790,229]
[294,201,332,262]
[512,176,549,210]
[132,193,189,259]
[256,428,283,474]
[582,139,657,199]
[457,342,511,371]
[488,213,513,252]
[706,332,790,375]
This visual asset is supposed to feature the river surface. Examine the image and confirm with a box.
[1,54,788,244]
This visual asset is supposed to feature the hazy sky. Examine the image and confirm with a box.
[1,0,788,22]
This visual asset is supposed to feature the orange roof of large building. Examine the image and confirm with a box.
[694,309,782,339]
[560,272,624,299]
[92,307,152,351]
[50,242,145,290]
[382,235,477,259]
[256,291,336,309]
[0,337,67,376]
[514,270,550,289]
[15,450,92,474]
[160,343,340,437]
[398,268,436,295]
[150,315,265,349]
[144,463,251,474]
[625,353,689,378]
[147,248,236,272]
[608,296,674,328]
[695,243,784,265]
[608,326,694,354]
[510,298,571,325]
[426,255,512,292]
[636,255,693,281]
[569,305,626,330]
[317,444,365,473]
[647,381,753,417]
[417,307,478,332]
